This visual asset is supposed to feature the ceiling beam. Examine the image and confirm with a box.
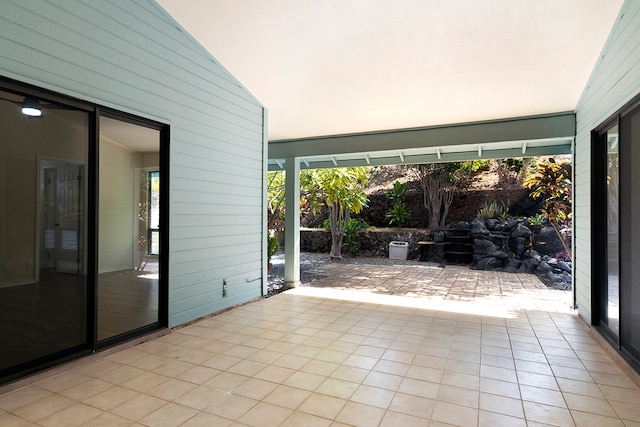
[268,112,575,160]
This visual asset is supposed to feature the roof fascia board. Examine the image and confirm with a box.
[268,112,575,159]
[268,143,572,171]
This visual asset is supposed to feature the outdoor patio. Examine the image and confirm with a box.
[1,264,640,426]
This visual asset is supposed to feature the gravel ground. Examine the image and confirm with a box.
[267,251,425,296]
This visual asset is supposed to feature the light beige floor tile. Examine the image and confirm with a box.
[373,359,411,376]
[479,392,524,418]
[204,371,249,392]
[591,371,640,389]
[35,372,93,394]
[570,410,625,427]
[362,371,402,391]
[38,402,103,427]
[0,412,34,426]
[523,401,575,426]
[226,359,267,377]
[520,384,566,407]
[298,393,347,419]
[609,400,640,423]
[517,370,559,390]
[254,365,296,384]
[111,394,166,421]
[12,394,76,423]
[436,384,479,408]
[441,371,479,391]
[330,365,370,383]
[177,365,221,385]
[301,360,339,376]
[82,386,140,411]
[388,392,435,419]
[379,410,429,427]
[233,378,279,401]
[205,394,258,421]
[599,384,640,404]
[406,365,444,383]
[280,411,332,427]
[83,412,135,427]
[284,371,326,391]
[564,392,618,417]
[262,385,312,410]
[140,403,198,427]
[315,378,359,400]
[121,371,170,393]
[351,384,394,409]
[335,401,385,427]
[237,401,294,427]
[0,386,54,412]
[273,354,312,370]
[478,410,526,427]
[148,377,197,401]
[173,385,229,411]
[431,400,479,426]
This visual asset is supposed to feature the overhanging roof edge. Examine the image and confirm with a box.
[268,111,575,159]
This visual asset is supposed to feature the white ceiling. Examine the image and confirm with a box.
[156,0,623,141]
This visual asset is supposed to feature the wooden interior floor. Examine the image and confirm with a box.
[0,265,158,373]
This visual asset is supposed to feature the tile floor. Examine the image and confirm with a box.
[1,265,640,426]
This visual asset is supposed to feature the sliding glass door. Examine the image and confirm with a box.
[97,115,161,342]
[0,87,90,375]
[0,80,167,382]
[594,95,640,365]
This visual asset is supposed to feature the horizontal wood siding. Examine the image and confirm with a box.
[574,0,640,323]
[0,0,266,327]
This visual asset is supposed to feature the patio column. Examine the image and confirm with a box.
[284,157,301,288]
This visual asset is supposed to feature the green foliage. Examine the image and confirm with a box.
[500,158,525,174]
[301,167,370,258]
[457,160,491,175]
[386,202,411,226]
[322,217,369,254]
[387,180,407,202]
[527,214,545,227]
[267,171,286,230]
[524,157,572,258]
[386,180,410,226]
[267,235,280,261]
[477,200,510,220]
[344,218,369,255]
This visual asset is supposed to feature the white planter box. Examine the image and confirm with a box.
[389,241,409,260]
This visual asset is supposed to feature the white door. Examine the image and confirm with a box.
[54,164,83,274]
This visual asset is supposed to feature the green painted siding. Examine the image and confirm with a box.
[574,0,640,323]
[0,0,266,327]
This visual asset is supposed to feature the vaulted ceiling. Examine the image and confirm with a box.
[157,0,623,143]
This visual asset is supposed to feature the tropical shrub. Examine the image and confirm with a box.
[386,181,410,226]
[478,200,510,219]
[524,158,572,258]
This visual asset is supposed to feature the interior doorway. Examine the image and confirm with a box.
[97,115,162,342]
[39,158,87,278]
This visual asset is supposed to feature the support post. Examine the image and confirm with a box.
[284,157,301,288]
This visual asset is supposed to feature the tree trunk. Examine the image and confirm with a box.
[440,188,454,226]
[329,204,349,259]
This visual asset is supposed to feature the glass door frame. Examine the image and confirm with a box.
[592,92,640,371]
[591,117,620,344]
[94,108,169,350]
[0,77,168,383]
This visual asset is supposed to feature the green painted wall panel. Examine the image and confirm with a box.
[0,0,266,328]
[574,0,640,323]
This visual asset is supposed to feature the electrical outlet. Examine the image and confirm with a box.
[223,279,228,297]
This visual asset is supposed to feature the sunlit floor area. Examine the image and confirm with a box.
[1,267,640,426]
